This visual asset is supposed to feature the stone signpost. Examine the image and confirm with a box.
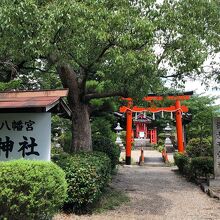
[209,117,220,187]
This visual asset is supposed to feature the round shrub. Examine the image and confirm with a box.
[174,152,190,174]
[92,135,121,170]
[0,160,67,220]
[53,152,111,213]
[186,138,213,158]
[158,145,164,153]
[190,156,214,178]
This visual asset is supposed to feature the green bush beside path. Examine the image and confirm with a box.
[174,137,214,180]
[53,152,112,213]
[0,160,67,220]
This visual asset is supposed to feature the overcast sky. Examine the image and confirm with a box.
[183,52,220,105]
[183,79,220,105]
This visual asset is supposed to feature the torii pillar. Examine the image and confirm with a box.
[126,110,132,165]
[175,100,184,153]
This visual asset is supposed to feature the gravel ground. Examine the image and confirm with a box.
[54,164,220,220]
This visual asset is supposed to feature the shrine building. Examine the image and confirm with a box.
[133,112,157,144]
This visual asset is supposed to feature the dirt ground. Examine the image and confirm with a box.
[54,164,220,220]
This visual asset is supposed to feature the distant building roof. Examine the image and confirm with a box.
[133,113,152,124]
[0,89,71,118]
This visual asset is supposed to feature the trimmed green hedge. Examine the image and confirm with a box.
[53,152,111,213]
[186,138,213,158]
[174,153,214,179]
[173,138,214,179]
[174,152,190,174]
[92,135,121,170]
[190,156,213,178]
[0,160,67,220]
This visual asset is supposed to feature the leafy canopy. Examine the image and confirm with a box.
[0,0,219,96]
[184,95,219,140]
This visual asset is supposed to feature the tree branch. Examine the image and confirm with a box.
[84,91,126,101]
[0,60,17,71]
[79,69,88,93]
[70,41,115,97]
[51,26,63,45]
[57,64,80,107]
[156,43,170,66]
[160,72,183,78]
[86,41,115,70]
[0,59,19,81]
[134,40,149,51]
[21,66,55,73]
[68,52,86,70]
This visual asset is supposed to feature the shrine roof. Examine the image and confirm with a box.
[133,114,152,123]
[133,118,151,123]
[0,89,71,117]
[147,91,193,97]
[122,91,194,102]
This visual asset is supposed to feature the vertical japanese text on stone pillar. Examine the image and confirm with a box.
[213,117,220,177]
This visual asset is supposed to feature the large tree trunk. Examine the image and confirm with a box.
[57,64,92,152]
[71,102,92,152]
[56,63,124,152]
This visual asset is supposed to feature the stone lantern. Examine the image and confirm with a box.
[53,133,61,148]
[164,123,174,153]
[114,122,123,148]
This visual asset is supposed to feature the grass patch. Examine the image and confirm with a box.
[93,187,130,213]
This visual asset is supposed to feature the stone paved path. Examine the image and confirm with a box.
[55,151,220,220]
[121,149,173,166]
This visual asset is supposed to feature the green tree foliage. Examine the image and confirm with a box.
[0,0,219,151]
[0,80,21,91]
[184,95,219,140]
[92,116,116,141]
[93,135,121,170]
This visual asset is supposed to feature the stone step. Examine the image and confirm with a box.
[142,163,167,167]
[134,146,154,151]
[143,156,165,166]
[120,150,170,167]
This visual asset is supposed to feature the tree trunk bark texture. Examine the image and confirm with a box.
[57,64,92,152]
[71,103,92,152]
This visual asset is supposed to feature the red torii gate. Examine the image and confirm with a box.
[119,92,192,165]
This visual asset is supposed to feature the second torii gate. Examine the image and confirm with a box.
[119,92,192,165]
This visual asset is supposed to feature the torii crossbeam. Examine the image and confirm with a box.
[119,92,193,165]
